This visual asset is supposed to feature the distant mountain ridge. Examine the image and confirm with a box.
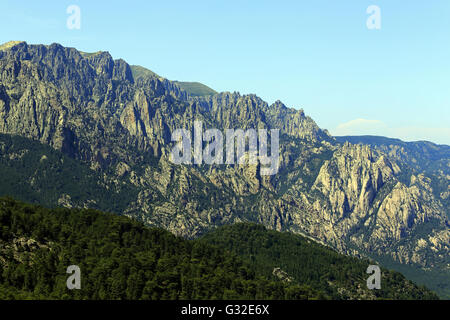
[0,41,448,298]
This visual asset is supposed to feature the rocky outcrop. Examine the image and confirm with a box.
[0,41,448,296]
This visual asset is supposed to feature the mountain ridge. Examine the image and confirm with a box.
[0,198,439,300]
[0,41,448,298]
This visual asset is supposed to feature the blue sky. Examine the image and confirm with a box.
[1,0,449,144]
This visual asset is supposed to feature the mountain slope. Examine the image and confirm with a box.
[0,198,438,300]
[335,135,450,177]
[173,81,217,97]
[0,41,448,298]
[201,223,439,300]
[130,65,160,80]
[0,198,319,300]
[0,132,138,212]
[336,135,450,220]
[130,65,216,97]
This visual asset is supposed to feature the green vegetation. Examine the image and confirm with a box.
[0,41,447,301]
[131,65,218,98]
[79,51,104,58]
[130,65,160,80]
[0,199,438,300]
[201,223,439,300]
[0,133,138,214]
[368,250,450,300]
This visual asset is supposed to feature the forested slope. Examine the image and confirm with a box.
[0,198,438,300]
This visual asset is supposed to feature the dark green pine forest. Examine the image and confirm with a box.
[0,41,447,300]
[0,198,438,300]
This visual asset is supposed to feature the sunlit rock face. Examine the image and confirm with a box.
[0,41,448,292]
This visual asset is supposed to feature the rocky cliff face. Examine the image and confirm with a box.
[0,41,448,296]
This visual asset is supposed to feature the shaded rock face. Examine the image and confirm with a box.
[0,42,448,286]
